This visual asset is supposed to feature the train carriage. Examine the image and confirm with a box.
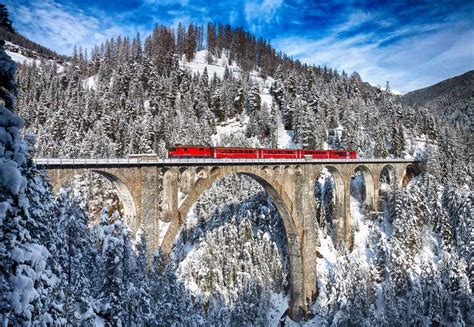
[299,150,329,159]
[328,150,356,159]
[213,147,258,159]
[260,148,298,159]
[168,145,356,160]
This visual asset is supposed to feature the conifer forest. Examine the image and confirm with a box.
[0,2,472,326]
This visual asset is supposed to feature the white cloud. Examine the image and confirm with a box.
[244,0,283,33]
[10,0,149,55]
[274,14,474,93]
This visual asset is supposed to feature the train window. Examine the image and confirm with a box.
[183,147,187,151]
[199,148,203,151]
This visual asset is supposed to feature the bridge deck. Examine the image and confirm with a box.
[34,157,418,168]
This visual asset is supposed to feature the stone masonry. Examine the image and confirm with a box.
[41,159,420,321]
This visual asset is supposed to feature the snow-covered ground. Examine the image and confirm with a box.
[83,74,98,90]
[5,41,64,72]
[180,50,241,79]
[5,50,37,65]
[196,50,295,149]
[404,133,433,160]
[211,116,249,146]
[372,83,403,96]
[267,292,290,325]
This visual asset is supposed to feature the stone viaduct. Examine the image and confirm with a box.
[35,157,420,320]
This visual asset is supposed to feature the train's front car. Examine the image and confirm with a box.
[168,146,213,158]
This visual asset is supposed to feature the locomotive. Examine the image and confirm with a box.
[168,146,356,159]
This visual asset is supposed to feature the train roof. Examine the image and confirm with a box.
[170,145,356,151]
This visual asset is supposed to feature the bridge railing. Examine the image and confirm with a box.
[34,157,418,166]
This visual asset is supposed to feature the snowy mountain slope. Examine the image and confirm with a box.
[186,50,295,148]
[180,50,240,79]
[5,41,41,65]
[401,70,473,130]
[402,70,473,109]
[5,41,65,72]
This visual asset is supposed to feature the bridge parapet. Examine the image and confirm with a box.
[35,157,418,167]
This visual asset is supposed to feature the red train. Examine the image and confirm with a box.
[168,146,356,159]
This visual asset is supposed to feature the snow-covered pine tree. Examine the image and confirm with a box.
[0,40,59,325]
[55,191,97,324]
[96,210,130,325]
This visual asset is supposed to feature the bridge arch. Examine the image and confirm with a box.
[161,165,305,318]
[352,165,376,211]
[312,166,348,248]
[402,163,419,186]
[50,169,138,230]
[324,166,346,247]
[380,164,396,186]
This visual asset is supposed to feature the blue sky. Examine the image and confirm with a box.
[6,0,474,93]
